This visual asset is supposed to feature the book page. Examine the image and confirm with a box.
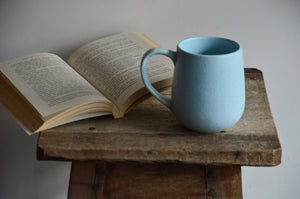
[0,53,109,117]
[68,32,173,110]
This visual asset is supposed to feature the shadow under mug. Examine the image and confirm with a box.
[140,36,245,133]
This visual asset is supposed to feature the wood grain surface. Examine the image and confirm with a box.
[67,161,242,199]
[38,68,281,166]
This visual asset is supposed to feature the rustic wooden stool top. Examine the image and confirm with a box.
[37,68,281,199]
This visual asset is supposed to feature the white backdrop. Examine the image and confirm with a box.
[0,0,299,198]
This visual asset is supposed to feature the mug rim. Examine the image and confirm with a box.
[177,36,241,57]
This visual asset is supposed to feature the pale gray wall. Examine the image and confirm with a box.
[0,0,299,198]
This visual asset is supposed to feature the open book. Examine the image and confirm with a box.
[0,32,173,134]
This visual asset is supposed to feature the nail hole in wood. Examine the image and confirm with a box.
[208,188,216,197]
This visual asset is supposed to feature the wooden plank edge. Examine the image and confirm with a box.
[244,68,262,74]
[37,147,282,166]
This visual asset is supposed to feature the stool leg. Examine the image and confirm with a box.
[68,161,242,199]
[205,165,242,199]
[68,161,106,199]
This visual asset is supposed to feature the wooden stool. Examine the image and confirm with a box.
[37,68,281,199]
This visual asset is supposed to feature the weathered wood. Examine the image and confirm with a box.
[68,161,242,199]
[68,161,104,199]
[205,166,242,199]
[37,68,281,166]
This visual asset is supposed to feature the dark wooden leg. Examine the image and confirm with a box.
[205,166,242,199]
[68,161,106,199]
[68,161,242,199]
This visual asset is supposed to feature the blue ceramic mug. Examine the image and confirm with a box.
[140,36,245,133]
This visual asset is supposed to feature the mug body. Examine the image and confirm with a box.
[171,37,245,132]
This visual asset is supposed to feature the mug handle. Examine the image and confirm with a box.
[140,48,176,109]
